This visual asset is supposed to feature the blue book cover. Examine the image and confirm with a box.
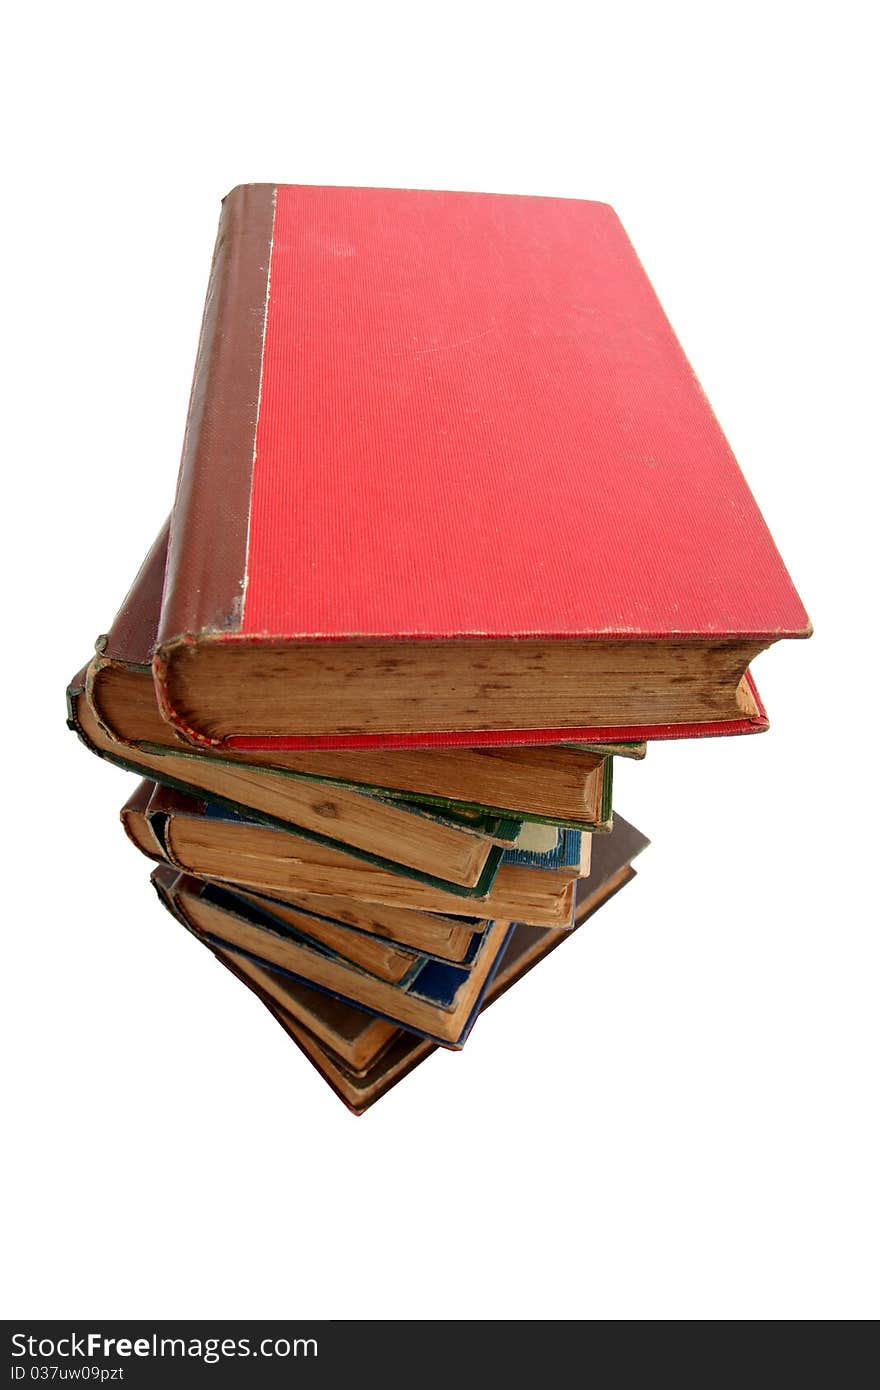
[502,828,581,870]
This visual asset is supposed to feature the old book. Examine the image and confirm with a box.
[136,782,510,899]
[133,790,488,963]
[152,184,809,752]
[130,782,586,928]
[200,863,575,930]
[196,816,650,1111]
[79,524,618,831]
[155,871,513,1047]
[224,885,485,965]
[185,829,583,980]
[223,887,484,964]
[120,779,164,860]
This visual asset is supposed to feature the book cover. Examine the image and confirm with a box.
[153,183,809,751]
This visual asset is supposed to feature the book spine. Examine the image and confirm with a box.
[99,519,170,664]
[154,184,277,740]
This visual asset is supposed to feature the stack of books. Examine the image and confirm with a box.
[67,184,809,1113]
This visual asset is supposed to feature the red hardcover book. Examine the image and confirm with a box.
[155,184,809,751]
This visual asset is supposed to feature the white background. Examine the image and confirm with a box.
[2,0,877,1321]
